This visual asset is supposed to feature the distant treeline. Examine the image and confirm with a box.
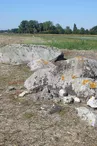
[0,20,97,34]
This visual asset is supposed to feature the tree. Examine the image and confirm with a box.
[18,20,29,33]
[79,27,85,34]
[55,23,64,34]
[38,23,43,32]
[73,23,78,34]
[42,21,53,31]
[11,28,18,33]
[90,26,97,35]
[28,20,39,33]
[64,26,72,34]
[48,25,58,34]
[85,29,89,34]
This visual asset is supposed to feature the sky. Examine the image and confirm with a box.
[0,0,97,30]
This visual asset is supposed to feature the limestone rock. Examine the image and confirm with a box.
[19,90,30,97]
[72,78,95,98]
[24,57,97,99]
[59,89,68,97]
[76,107,97,127]
[27,58,55,72]
[87,96,97,108]
[54,57,97,79]
[24,68,55,91]
[62,96,74,104]
[0,44,61,65]
[72,96,81,103]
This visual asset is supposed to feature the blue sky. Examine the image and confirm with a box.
[0,0,97,30]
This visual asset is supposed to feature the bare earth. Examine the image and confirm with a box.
[1,49,97,146]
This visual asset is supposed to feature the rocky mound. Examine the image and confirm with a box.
[25,56,97,98]
[24,56,97,127]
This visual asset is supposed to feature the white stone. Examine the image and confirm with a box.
[72,96,81,103]
[19,90,29,97]
[63,96,74,104]
[59,89,66,97]
[76,107,97,127]
[87,96,97,108]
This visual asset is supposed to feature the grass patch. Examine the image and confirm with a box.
[49,39,97,50]
[35,34,97,50]
[23,112,34,119]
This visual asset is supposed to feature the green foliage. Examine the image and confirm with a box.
[79,27,85,34]
[0,20,97,35]
[18,20,29,33]
[64,26,72,34]
[29,20,39,33]
[73,23,78,34]
[36,34,97,50]
[90,26,97,34]
[55,23,64,34]
[11,28,18,33]
[42,21,53,31]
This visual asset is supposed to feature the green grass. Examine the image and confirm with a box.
[34,34,97,50]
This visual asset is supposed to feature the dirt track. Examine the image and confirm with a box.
[1,50,97,146]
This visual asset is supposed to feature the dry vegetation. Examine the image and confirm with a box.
[0,34,46,47]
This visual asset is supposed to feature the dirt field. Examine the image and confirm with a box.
[0,35,97,146]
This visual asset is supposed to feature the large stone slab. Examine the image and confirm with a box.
[0,44,61,65]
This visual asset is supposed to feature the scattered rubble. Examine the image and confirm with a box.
[19,90,30,97]
[62,96,74,104]
[59,89,68,97]
[72,96,81,103]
